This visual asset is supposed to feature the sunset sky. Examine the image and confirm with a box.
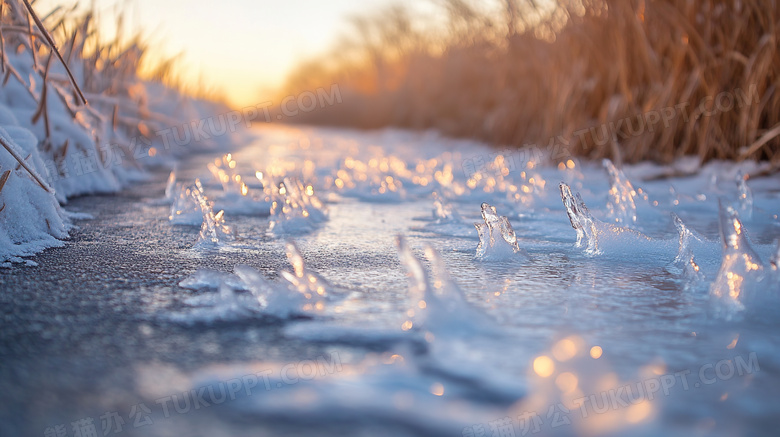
[37,0,427,107]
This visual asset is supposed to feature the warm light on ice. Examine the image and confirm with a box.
[533,356,555,378]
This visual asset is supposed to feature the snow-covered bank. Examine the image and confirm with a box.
[0,1,238,265]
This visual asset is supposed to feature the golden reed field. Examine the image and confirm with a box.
[277,0,780,165]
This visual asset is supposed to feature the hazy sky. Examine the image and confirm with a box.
[37,0,418,107]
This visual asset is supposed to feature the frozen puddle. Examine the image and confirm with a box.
[152,125,779,436]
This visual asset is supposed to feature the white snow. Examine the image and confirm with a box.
[0,2,238,265]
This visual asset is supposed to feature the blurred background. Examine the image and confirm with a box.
[36,0,780,164]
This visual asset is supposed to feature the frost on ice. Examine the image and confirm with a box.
[192,183,234,247]
[179,269,246,290]
[208,153,271,215]
[208,153,248,198]
[175,240,344,321]
[268,177,327,235]
[234,264,310,319]
[248,241,343,318]
[168,178,234,246]
[474,203,526,261]
[169,279,264,325]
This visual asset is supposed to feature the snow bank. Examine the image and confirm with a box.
[0,1,238,265]
[0,109,70,266]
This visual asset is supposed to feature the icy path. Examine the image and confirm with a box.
[1,125,779,437]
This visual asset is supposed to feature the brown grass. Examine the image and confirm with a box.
[0,134,51,192]
[0,0,227,184]
[278,0,780,165]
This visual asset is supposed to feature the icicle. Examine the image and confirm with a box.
[710,201,765,319]
[432,191,461,223]
[163,169,177,202]
[426,245,471,311]
[268,177,328,234]
[169,272,262,323]
[396,236,490,336]
[474,203,525,260]
[559,183,600,255]
[735,170,753,220]
[169,181,203,225]
[208,153,249,197]
[234,264,305,318]
[396,236,429,307]
[280,241,330,302]
[603,159,637,225]
[193,180,234,246]
[668,213,704,281]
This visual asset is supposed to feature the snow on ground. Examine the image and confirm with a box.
[0,1,238,265]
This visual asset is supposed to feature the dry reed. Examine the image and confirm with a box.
[278,0,780,165]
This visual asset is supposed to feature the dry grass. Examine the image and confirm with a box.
[279,0,780,165]
[0,134,50,192]
[0,0,226,183]
[0,0,141,173]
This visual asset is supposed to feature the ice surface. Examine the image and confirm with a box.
[168,282,263,324]
[18,123,780,436]
[179,269,247,290]
[515,335,664,437]
[183,353,502,436]
[172,240,347,321]
[474,203,527,261]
